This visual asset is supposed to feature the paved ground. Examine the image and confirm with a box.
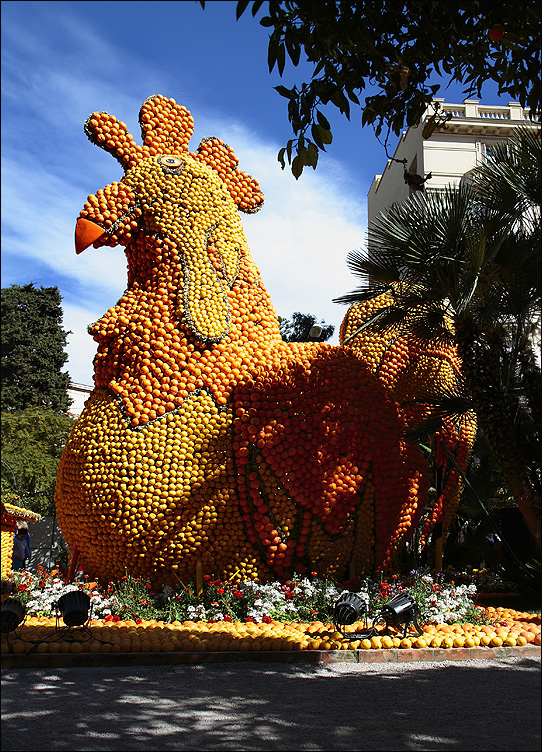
[2,655,540,751]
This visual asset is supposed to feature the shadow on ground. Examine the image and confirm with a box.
[2,658,540,751]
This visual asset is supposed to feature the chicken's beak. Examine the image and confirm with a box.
[75,217,108,255]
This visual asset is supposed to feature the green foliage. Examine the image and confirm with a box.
[278,311,334,342]
[1,407,76,515]
[1,283,72,413]
[212,0,542,176]
[110,573,162,621]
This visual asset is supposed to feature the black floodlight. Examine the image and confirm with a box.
[1,598,25,634]
[333,591,372,640]
[377,592,423,638]
[57,591,91,628]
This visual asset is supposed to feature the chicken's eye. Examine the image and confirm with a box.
[159,155,184,171]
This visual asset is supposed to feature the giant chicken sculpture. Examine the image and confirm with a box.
[55,95,471,587]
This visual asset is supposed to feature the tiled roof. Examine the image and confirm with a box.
[1,502,41,521]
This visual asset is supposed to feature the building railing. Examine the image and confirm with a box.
[437,100,531,122]
[478,108,510,119]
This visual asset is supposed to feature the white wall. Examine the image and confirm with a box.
[367,99,537,226]
[67,382,93,416]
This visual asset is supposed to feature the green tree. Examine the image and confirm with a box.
[334,127,541,547]
[1,407,76,516]
[200,1,541,176]
[1,283,72,413]
[278,311,334,341]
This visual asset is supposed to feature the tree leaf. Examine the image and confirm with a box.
[275,85,295,99]
[235,0,249,20]
[317,124,333,144]
[285,37,301,66]
[251,0,264,17]
[311,122,324,148]
[316,110,331,130]
[306,141,319,169]
[268,35,279,72]
[277,43,286,76]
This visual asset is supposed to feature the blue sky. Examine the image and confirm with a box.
[2,1,513,385]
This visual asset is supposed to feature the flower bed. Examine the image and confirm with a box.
[6,567,486,625]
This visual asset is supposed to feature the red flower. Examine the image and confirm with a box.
[135,618,142,624]
[310,609,316,615]
[262,615,272,624]
[217,588,224,595]
[224,615,232,622]
[104,614,113,622]
[233,590,243,598]
[310,572,317,577]
[203,574,211,580]
[18,584,29,592]
[246,617,255,623]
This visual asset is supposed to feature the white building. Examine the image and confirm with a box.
[67,382,93,416]
[367,98,540,363]
[368,98,536,225]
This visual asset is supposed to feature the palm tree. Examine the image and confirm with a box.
[335,127,541,548]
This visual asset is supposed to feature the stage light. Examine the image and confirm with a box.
[1,598,25,634]
[56,591,91,628]
[376,592,424,638]
[333,591,372,640]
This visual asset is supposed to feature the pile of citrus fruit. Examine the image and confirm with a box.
[55,95,472,589]
[2,608,539,656]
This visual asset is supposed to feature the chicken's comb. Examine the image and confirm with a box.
[84,95,195,169]
[195,137,264,213]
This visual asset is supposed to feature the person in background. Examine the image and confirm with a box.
[12,525,31,571]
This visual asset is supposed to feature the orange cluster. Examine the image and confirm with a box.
[56,95,434,587]
[3,609,539,655]
[139,95,194,156]
[79,181,140,248]
[340,294,477,543]
[196,137,263,213]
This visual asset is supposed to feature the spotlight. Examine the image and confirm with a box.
[375,592,423,638]
[56,591,91,628]
[1,598,26,634]
[333,591,372,640]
